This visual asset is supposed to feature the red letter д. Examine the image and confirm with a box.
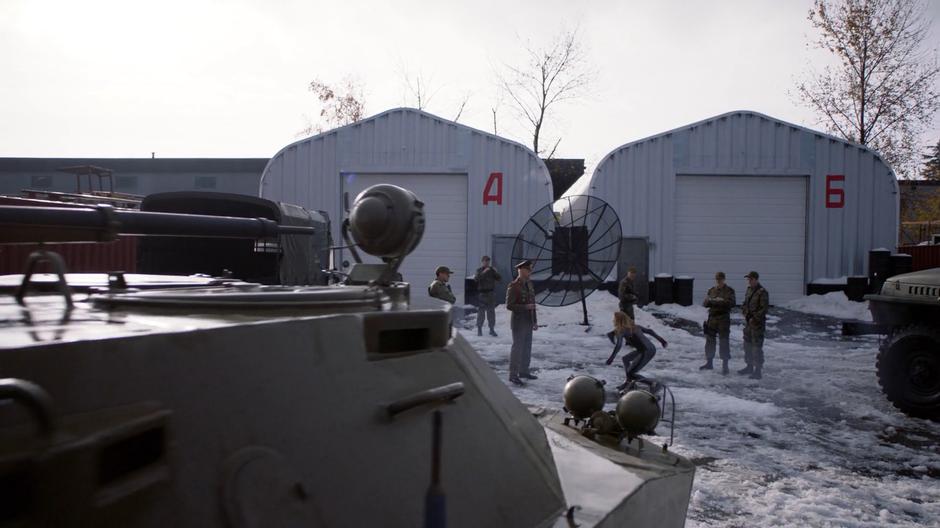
[826,174,845,209]
[484,172,503,205]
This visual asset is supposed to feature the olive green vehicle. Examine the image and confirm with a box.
[866,267,940,421]
[0,185,695,527]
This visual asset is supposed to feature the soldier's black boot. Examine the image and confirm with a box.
[737,365,753,375]
[721,360,729,375]
[477,327,483,336]
[749,366,762,380]
[699,360,713,370]
[489,328,498,337]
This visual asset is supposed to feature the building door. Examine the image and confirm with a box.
[674,175,807,304]
[341,173,469,302]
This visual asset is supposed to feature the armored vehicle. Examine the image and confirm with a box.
[0,185,695,527]
[866,267,940,420]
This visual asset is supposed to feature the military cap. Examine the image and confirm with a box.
[515,260,533,269]
[715,271,726,280]
[481,255,491,261]
[435,266,452,275]
[745,271,759,279]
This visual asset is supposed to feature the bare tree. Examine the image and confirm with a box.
[399,63,471,122]
[403,71,439,111]
[497,28,594,156]
[396,61,443,112]
[452,91,471,123]
[490,88,504,135]
[795,0,940,178]
[299,77,366,136]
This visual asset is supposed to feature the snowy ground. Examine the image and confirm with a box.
[782,292,873,322]
[456,292,940,528]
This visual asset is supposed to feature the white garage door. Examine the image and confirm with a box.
[675,175,806,305]
[342,173,468,302]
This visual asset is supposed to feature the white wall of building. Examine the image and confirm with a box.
[259,108,553,300]
[674,175,808,302]
[342,173,469,299]
[565,111,899,303]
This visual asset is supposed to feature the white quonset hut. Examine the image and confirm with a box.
[567,111,898,304]
[259,108,553,301]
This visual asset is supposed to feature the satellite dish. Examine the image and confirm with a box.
[511,195,622,324]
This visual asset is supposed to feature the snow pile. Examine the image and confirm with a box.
[672,387,781,419]
[782,292,872,321]
[811,276,848,285]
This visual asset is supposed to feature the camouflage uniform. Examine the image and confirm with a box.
[741,283,769,372]
[428,279,456,304]
[618,276,638,319]
[704,284,736,363]
[506,277,537,378]
[474,265,501,334]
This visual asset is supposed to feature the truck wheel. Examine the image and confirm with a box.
[876,325,940,421]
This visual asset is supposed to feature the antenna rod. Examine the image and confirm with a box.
[424,410,445,528]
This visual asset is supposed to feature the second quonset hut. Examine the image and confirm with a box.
[566,111,898,304]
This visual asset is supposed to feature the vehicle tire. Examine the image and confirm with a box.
[876,325,940,421]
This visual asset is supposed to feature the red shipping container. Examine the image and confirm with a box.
[896,245,940,272]
[0,238,138,275]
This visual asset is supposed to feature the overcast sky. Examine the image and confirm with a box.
[2,0,939,173]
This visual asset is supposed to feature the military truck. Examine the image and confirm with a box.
[0,185,695,527]
[865,267,940,421]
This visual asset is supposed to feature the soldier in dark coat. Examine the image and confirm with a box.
[618,266,639,319]
[428,266,456,304]
[739,271,769,380]
[473,255,501,337]
[506,260,538,386]
[701,271,736,374]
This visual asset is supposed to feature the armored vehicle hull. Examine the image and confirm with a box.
[0,283,694,527]
[0,184,693,526]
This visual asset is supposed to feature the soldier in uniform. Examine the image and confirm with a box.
[739,271,769,380]
[701,271,736,374]
[428,266,456,304]
[506,260,538,386]
[473,255,501,337]
[618,266,639,319]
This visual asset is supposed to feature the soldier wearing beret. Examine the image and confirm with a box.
[506,260,538,386]
[701,271,736,375]
[739,271,769,380]
[428,266,456,304]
